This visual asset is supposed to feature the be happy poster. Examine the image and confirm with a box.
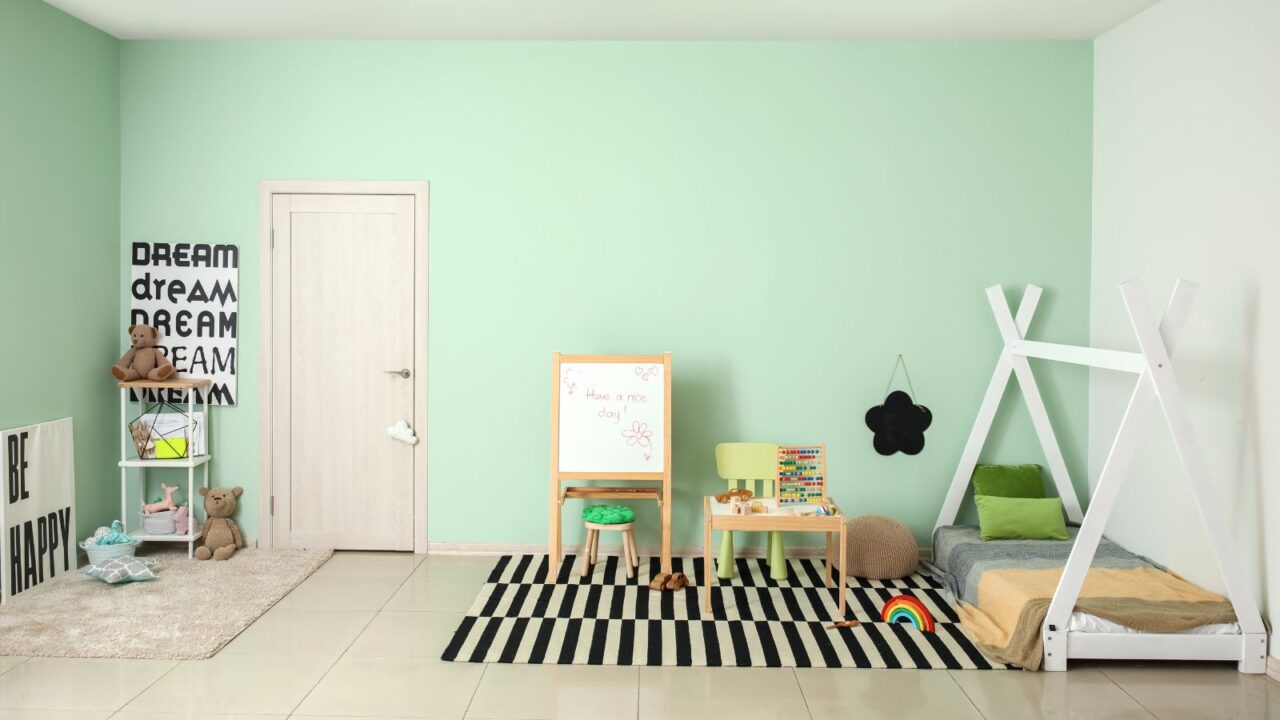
[1,418,75,603]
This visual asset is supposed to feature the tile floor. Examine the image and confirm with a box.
[1,551,1277,720]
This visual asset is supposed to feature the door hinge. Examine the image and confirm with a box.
[270,495,276,515]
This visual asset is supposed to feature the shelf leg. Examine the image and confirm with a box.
[188,458,195,559]
[120,386,128,551]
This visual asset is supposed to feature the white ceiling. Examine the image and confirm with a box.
[45,0,1158,41]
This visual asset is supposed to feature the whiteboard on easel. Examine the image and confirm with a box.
[557,361,666,473]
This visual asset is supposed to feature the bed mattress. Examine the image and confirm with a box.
[926,525,1240,664]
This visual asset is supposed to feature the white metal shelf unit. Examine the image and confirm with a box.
[119,378,212,557]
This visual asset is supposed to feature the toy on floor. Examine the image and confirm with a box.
[881,595,935,632]
[173,505,190,535]
[648,572,689,591]
[142,484,179,514]
[195,486,246,561]
[110,324,175,382]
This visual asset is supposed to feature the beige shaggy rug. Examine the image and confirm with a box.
[0,547,332,659]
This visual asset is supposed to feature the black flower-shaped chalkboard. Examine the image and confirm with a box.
[865,390,933,456]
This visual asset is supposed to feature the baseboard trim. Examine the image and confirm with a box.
[1267,656,1280,684]
[427,541,833,559]
[426,541,933,561]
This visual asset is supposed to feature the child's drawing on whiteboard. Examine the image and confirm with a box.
[634,365,660,381]
[622,421,654,461]
[562,367,581,395]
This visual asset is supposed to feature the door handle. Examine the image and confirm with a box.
[384,369,411,379]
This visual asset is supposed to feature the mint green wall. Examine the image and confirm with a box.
[0,0,119,541]
[119,42,1092,548]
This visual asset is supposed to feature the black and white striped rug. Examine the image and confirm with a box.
[442,554,1005,669]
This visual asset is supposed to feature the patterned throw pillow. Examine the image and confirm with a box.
[81,556,159,584]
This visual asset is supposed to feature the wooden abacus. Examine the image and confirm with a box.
[775,444,826,505]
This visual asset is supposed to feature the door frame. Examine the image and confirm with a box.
[257,180,430,553]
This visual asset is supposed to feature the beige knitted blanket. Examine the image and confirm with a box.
[957,567,1238,670]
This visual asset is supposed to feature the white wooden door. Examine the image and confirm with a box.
[271,194,416,550]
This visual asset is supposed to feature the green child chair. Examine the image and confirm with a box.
[714,442,787,580]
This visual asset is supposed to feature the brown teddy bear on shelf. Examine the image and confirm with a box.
[111,324,175,381]
[195,486,246,561]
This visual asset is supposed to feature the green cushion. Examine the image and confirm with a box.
[975,495,1069,541]
[581,505,635,525]
[972,464,1045,499]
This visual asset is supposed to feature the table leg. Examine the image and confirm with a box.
[824,532,833,587]
[704,519,713,613]
[838,525,848,617]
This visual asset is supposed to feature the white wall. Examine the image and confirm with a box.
[1092,0,1280,658]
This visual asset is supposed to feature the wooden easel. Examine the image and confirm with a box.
[549,353,672,579]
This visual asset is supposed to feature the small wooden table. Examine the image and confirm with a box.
[703,496,847,616]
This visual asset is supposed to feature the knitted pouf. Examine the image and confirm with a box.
[845,515,919,580]
[581,505,636,525]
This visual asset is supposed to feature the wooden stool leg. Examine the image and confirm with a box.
[627,530,639,567]
[589,528,599,565]
[622,531,635,579]
[580,529,595,577]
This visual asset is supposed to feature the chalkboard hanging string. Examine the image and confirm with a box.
[883,354,921,400]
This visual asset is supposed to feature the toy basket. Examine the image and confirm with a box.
[139,510,176,535]
[80,539,140,565]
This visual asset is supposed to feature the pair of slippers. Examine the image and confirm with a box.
[648,572,690,591]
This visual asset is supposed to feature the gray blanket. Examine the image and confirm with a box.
[924,525,1163,606]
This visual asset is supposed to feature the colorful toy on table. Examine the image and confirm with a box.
[777,445,826,505]
[881,594,935,632]
[142,483,179,515]
[714,488,753,504]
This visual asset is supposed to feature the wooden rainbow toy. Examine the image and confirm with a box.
[880,595,935,632]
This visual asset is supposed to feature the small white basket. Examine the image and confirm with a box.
[81,539,140,565]
[139,510,176,535]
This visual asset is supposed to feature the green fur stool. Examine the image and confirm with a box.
[581,505,639,579]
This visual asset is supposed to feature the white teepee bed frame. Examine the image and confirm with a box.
[934,279,1267,673]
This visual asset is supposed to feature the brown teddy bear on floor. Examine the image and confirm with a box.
[195,486,246,561]
[111,324,175,381]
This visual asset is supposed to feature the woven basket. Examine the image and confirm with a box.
[140,510,176,535]
[81,539,140,565]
